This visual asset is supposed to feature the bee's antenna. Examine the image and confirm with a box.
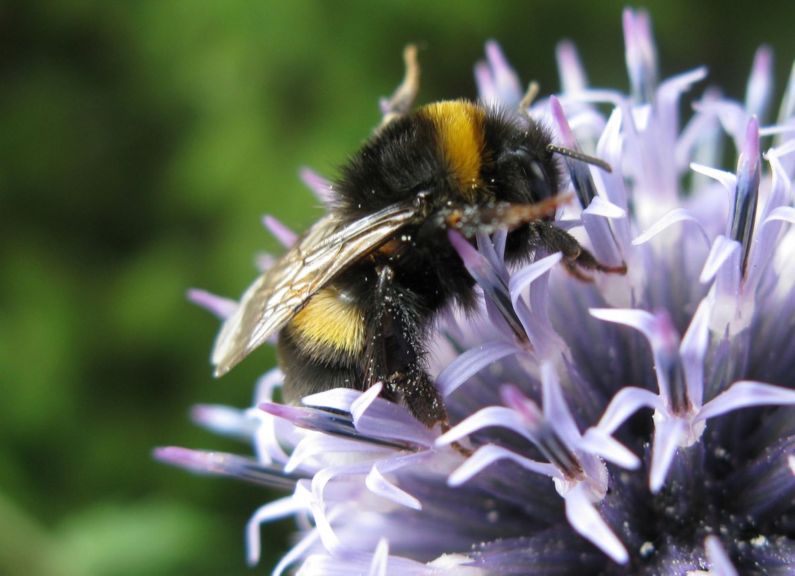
[547,144,613,173]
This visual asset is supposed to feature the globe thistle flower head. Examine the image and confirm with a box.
[159,9,795,575]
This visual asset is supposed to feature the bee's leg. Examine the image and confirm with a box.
[518,80,540,113]
[378,45,420,130]
[441,194,572,237]
[528,220,627,281]
[363,265,447,428]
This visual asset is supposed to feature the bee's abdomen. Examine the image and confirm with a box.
[277,285,367,403]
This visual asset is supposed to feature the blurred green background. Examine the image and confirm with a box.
[2,1,793,574]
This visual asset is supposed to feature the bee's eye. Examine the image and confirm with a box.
[529,161,546,183]
[500,147,530,163]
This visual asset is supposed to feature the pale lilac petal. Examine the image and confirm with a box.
[500,385,543,430]
[556,40,588,94]
[484,41,522,105]
[262,215,298,248]
[465,231,526,339]
[368,539,390,576]
[273,495,322,575]
[350,383,383,421]
[699,235,740,284]
[508,252,562,304]
[448,231,508,307]
[261,402,347,433]
[583,196,625,219]
[354,399,435,448]
[595,107,630,209]
[697,381,795,421]
[777,61,795,125]
[592,386,663,435]
[655,68,709,168]
[191,404,255,439]
[713,100,752,149]
[436,406,534,446]
[760,145,794,219]
[285,434,385,473]
[731,117,761,268]
[311,468,364,551]
[254,367,284,403]
[252,369,292,464]
[763,205,795,226]
[632,208,710,246]
[299,167,334,205]
[679,297,712,408]
[689,163,737,192]
[705,535,739,576]
[758,123,795,137]
[300,551,436,576]
[475,231,508,275]
[550,96,578,149]
[579,429,640,469]
[302,388,359,411]
[366,465,421,510]
[550,97,602,209]
[752,204,795,285]
[540,362,581,446]
[650,417,687,492]
[246,495,306,566]
[436,341,523,397]
[589,307,656,338]
[623,8,657,103]
[582,196,627,265]
[678,90,722,170]
[302,387,434,447]
[154,447,300,488]
[448,230,487,272]
[187,288,236,319]
[565,483,628,564]
[492,228,508,260]
[474,61,497,104]
[154,446,217,473]
[745,45,774,120]
[255,252,276,272]
[448,445,559,487]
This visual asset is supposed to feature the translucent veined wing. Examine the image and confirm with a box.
[212,202,420,376]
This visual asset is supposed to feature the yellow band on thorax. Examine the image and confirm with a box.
[421,101,485,201]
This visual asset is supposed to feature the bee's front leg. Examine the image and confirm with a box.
[528,220,627,281]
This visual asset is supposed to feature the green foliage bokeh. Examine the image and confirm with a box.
[2,1,793,574]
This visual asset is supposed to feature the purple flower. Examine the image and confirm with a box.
[158,10,795,574]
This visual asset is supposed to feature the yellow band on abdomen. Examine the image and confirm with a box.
[289,286,365,361]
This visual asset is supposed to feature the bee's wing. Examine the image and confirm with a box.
[212,202,419,376]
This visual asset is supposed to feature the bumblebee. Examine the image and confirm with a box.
[212,46,623,427]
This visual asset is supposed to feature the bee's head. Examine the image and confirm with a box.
[492,125,561,206]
